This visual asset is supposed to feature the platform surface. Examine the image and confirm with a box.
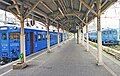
[1,39,120,76]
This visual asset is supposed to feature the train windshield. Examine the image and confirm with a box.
[10,32,20,40]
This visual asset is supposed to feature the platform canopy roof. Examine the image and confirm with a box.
[0,0,117,33]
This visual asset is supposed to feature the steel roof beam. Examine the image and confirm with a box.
[80,0,97,16]
[0,0,11,5]
[101,0,108,7]
[61,0,68,14]
[83,4,94,21]
[75,21,80,26]
[57,0,65,14]
[75,15,87,25]
[54,12,83,20]
[71,0,73,10]
[12,0,21,15]
[25,0,41,18]
[40,1,53,13]
[58,7,64,17]
[79,1,82,11]
[8,9,20,20]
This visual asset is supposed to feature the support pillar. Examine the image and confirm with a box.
[86,17,89,51]
[12,2,28,69]
[82,26,85,45]
[78,29,81,44]
[97,15,103,65]
[57,23,60,46]
[86,27,89,51]
[46,18,51,52]
[74,33,75,39]
[77,30,79,44]
[96,0,103,65]
[20,19,26,63]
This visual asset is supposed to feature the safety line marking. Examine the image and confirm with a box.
[89,45,117,76]
[0,69,12,76]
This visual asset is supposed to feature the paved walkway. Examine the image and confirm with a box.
[1,39,114,76]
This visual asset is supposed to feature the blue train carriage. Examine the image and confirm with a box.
[59,28,63,42]
[49,26,63,46]
[88,31,97,42]
[117,29,120,44]
[88,28,119,45]
[0,23,64,64]
[0,23,48,63]
[49,26,57,46]
[102,28,119,45]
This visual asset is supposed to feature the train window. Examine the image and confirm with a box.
[113,31,116,34]
[109,31,112,34]
[1,33,7,40]
[103,31,106,34]
[25,33,29,41]
[10,32,20,40]
[50,34,52,39]
[104,31,108,34]
[35,35,37,41]
[42,34,46,39]
[38,34,42,41]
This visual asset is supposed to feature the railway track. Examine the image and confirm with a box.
[89,41,120,61]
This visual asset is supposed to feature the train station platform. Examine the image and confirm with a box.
[0,39,120,76]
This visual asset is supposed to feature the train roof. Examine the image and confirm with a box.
[102,28,117,32]
[0,22,63,33]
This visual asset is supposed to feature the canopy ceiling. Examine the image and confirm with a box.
[0,0,117,33]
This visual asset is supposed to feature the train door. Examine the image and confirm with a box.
[25,32,31,56]
[42,32,47,49]
[0,31,9,59]
[30,32,34,54]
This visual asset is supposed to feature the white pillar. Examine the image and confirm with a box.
[86,27,89,51]
[20,19,26,63]
[96,0,103,65]
[86,17,89,51]
[74,33,75,39]
[77,30,79,44]
[82,26,85,45]
[97,15,103,65]
[57,24,60,46]
[46,18,51,52]
[78,29,81,44]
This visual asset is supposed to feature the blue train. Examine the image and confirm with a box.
[0,23,64,64]
[88,28,120,45]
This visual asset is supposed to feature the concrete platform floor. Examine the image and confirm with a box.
[1,39,115,76]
